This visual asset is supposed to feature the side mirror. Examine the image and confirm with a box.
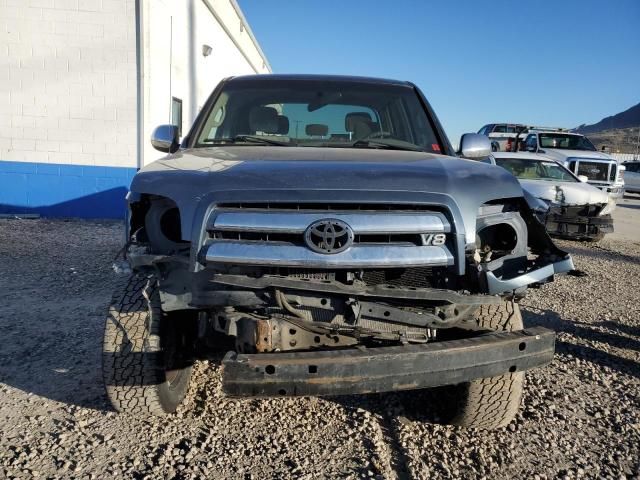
[578,175,589,183]
[459,133,491,160]
[151,125,179,153]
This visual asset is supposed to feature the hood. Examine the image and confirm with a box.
[135,146,521,194]
[540,149,613,161]
[519,178,609,206]
[131,146,523,244]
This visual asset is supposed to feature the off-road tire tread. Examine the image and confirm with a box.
[451,301,525,429]
[102,273,179,415]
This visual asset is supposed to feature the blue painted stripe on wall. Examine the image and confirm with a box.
[0,160,137,219]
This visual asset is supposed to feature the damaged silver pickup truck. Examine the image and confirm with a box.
[103,75,574,429]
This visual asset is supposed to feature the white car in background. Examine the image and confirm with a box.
[490,152,615,241]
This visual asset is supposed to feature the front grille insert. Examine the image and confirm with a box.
[225,266,447,290]
[549,204,604,218]
[575,161,609,182]
[212,230,424,246]
[362,267,439,289]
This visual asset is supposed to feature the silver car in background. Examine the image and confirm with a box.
[622,161,640,194]
[491,152,615,241]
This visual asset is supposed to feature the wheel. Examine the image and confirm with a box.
[449,301,525,429]
[102,273,194,415]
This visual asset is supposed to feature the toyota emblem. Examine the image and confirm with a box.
[304,219,354,254]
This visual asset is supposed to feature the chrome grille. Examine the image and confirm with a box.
[203,203,455,269]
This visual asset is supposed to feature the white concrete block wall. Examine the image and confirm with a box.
[0,0,137,168]
[141,0,271,166]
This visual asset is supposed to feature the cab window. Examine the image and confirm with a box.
[525,135,537,151]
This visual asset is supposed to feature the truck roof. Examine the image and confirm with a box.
[484,123,527,127]
[227,73,413,87]
[528,127,573,134]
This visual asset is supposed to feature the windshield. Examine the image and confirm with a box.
[495,157,577,182]
[538,133,596,151]
[194,80,442,153]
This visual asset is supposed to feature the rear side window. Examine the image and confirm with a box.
[478,125,493,135]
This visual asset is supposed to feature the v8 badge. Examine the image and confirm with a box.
[421,233,446,246]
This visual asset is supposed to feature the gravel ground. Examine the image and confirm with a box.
[0,218,638,479]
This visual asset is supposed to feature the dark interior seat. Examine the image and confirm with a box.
[249,106,279,134]
[276,114,289,135]
[345,112,373,139]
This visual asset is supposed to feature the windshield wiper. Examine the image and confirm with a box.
[350,139,424,152]
[204,135,291,146]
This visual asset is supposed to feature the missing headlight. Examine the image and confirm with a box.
[477,223,518,258]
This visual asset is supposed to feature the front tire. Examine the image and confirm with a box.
[102,273,193,415]
[449,301,525,429]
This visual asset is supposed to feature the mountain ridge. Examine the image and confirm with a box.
[575,102,640,134]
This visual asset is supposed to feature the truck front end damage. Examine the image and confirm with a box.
[123,188,572,396]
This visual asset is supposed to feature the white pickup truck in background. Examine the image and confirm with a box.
[477,123,528,152]
[517,129,625,200]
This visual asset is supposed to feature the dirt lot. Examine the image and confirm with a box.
[610,192,640,242]
[0,213,639,479]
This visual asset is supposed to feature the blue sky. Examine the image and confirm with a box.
[240,0,640,144]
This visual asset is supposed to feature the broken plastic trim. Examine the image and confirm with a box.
[484,257,575,295]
